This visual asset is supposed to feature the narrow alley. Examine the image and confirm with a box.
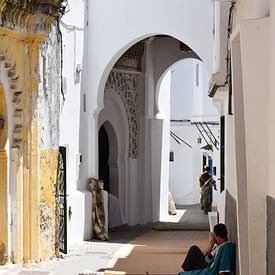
[0,205,210,275]
[1,0,275,274]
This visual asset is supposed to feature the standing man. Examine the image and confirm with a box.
[199,166,217,214]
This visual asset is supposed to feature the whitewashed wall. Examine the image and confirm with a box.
[79,0,215,238]
[169,123,194,205]
[170,60,193,120]
[59,0,86,245]
[168,59,219,207]
[80,0,214,185]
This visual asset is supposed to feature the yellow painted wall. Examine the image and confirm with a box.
[0,26,59,264]
[0,85,7,149]
[0,150,8,265]
[0,82,8,265]
[39,149,59,260]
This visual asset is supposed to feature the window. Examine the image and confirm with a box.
[169,151,174,162]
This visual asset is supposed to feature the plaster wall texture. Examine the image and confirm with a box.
[202,64,219,118]
[59,0,86,245]
[0,65,13,261]
[192,61,203,118]
[169,122,220,206]
[268,0,275,199]
[80,0,214,193]
[224,116,237,199]
[168,59,219,207]
[238,18,269,274]
[235,0,269,26]
[39,23,61,150]
[37,23,61,260]
[85,0,213,108]
[170,60,193,120]
[231,32,250,275]
[169,123,194,205]
[153,37,199,97]
[98,90,129,223]
[213,1,231,82]
[157,73,170,221]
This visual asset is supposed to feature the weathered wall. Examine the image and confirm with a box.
[39,23,60,150]
[0,150,7,264]
[0,86,7,264]
[39,149,59,259]
[38,22,61,260]
[267,196,275,275]
[0,0,64,266]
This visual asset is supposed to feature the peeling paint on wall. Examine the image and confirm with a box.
[39,22,61,150]
[39,149,59,260]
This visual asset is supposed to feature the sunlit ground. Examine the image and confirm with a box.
[163,209,187,223]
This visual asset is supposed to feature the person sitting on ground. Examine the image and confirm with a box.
[178,223,235,275]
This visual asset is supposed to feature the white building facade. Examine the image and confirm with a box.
[58,0,275,274]
[168,59,220,207]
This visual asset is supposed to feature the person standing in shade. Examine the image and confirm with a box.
[199,166,217,214]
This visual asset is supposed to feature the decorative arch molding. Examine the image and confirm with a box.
[105,69,139,159]
[99,89,129,163]
[0,46,24,149]
[0,0,64,33]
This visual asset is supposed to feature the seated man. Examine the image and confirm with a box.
[179,223,235,275]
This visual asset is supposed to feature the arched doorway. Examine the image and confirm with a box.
[98,121,119,198]
[98,125,110,192]
[156,58,220,220]
[98,36,212,225]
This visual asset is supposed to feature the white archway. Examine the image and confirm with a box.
[155,58,219,219]
[81,0,214,226]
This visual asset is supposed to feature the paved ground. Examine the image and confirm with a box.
[155,204,211,230]
[0,225,154,275]
[0,204,211,275]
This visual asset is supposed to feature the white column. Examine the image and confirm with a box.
[140,38,155,222]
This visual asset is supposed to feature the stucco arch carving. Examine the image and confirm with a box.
[0,50,17,151]
[0,47,23,149]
